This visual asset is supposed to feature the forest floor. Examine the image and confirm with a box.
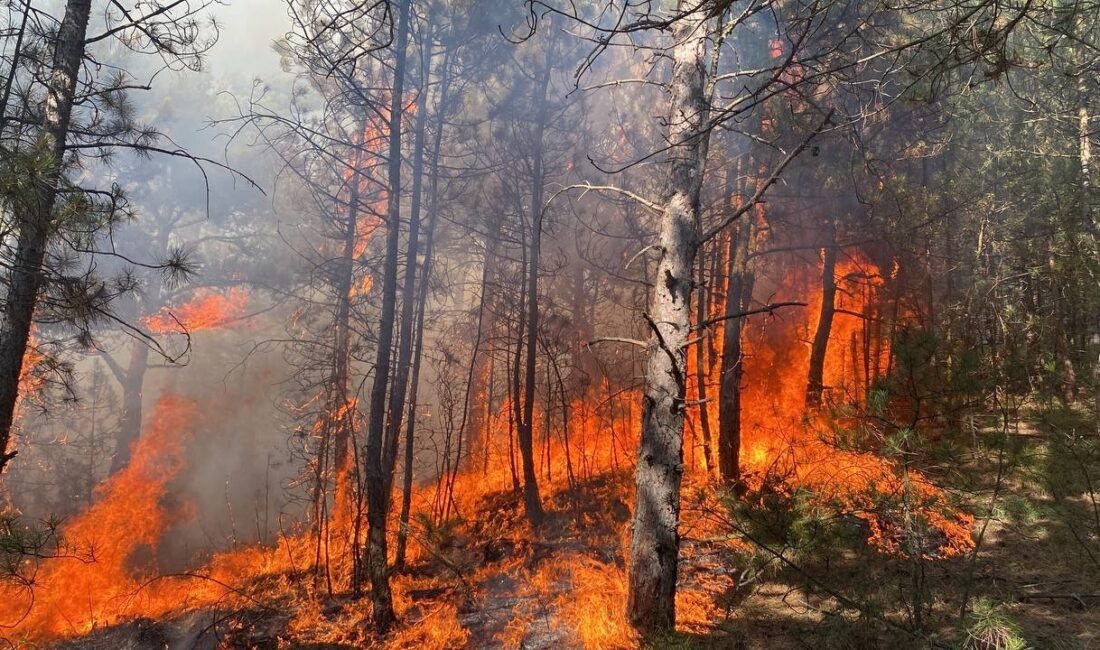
[52,406,1100,650]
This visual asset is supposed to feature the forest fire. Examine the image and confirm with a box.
[0,396,201,641]
[142,289,250,334]
[3,0,1096,647]
[0,246,972,646]
[739,253,971,558]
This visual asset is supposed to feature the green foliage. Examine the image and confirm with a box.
[959,599,1029,650]
[412,512,463,549]
[0,513,67,584]
[998,494,1043,526]
[721,477,862,570]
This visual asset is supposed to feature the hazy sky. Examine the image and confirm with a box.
[210,0,290,87]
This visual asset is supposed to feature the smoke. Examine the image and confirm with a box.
[5,0,303,553]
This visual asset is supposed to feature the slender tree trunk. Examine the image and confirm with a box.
[333,138,367,479]
[1075,33,1100,425]
[627,4,711,633]
[718,217,754,485]
[383,12,432,512]
[456,242,492,495]
[464,191,504,468]
[362,0,409,631]
[510,242,528,495]
[396,32,444,569]
[0,0,31,133]
[806,218,838,409]
[694,250,714,474]
[0,0,92,473]
[516,49,553,529]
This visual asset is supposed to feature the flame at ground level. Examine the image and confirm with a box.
[0,251,974,646]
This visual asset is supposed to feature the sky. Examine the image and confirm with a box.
[208,0,291,89]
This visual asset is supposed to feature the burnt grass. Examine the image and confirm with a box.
[51,413,1100,649]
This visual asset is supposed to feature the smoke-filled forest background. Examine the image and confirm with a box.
[0,0,1098,648]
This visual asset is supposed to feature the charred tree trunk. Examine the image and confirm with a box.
[806,218,838,409]
[717,217,754,485]
[510,243,528,495]
[0,0,92,473]
[627,4,711,633]
[462,188,502,473]
[383,22,433,501]
[516,50,553,529]
[461,243,494,481]
[105,342,150,474]
[332,138,369,480]
[362,0,410,631]
[396,29,443,570]
[693,250,714,474]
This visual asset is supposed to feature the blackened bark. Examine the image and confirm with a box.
[395,27,442,570]
[693,251,714,474]
[333,138,368,477]
[362,0,409,631]
[383,15,432,508]
[806,218,837,409]
[107,342,150,474]
[510,241,528,495]
[627,3,711,633]
[516,48,553,529]
[0,0,92,473]
[717,218,753,485]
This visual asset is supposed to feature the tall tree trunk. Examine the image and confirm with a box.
[461,155,499,473]
[396,28,443,570]
[717,217,754,485]
[627,4,711,633]
[332,136,368,483]
[362,0,409,631]
[0,0,92,473]
[0,0,31,133]
[693,249,714,474]
[1075,28,1100,425]
[383,11,432,513]
[516,48,553,529]
[460,242,494,485]
[806,218,838,409]
[510,242,528,495]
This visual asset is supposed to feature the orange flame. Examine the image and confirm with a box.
[143,288,250,334]
[0,396,200,641]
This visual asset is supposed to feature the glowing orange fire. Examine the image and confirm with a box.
[16,332,45,412]
[0,228,972,647]
[0,396,199,640]
[143,288,250,334]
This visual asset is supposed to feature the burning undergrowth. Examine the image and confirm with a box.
[0,395,203,642]
[0,249,975,648]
